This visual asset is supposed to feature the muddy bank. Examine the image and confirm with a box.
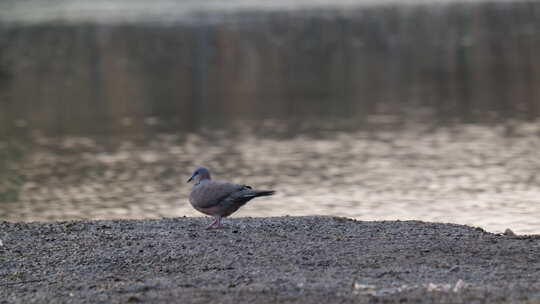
[1,216,540,303]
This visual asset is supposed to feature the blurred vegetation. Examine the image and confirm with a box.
[0,1,539,136]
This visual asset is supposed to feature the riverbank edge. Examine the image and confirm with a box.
[1,216,540,303]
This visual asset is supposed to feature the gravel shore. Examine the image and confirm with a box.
[1,216,540,303]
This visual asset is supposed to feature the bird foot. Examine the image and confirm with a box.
[206,224,227,230]
[206,217,224,229]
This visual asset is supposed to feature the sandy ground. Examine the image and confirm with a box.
[1,216,540,303]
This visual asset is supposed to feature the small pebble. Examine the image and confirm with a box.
[504,228,516,236]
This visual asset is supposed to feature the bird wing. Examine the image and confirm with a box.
[189,181,247,209]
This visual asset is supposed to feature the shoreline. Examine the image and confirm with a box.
[1,216,540,303]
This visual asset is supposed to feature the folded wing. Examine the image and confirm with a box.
[189,181,246,209]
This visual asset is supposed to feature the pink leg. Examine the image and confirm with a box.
[205,216,223,229]
[206,217,218,229]
[214,216,223,228]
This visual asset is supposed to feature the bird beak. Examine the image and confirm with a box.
[187,175,194,183]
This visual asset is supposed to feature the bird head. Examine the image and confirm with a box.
[187,167,211,184]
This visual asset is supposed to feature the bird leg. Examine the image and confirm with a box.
[206,216,223,229]
[206,217,218,229]
[215,216,223,228]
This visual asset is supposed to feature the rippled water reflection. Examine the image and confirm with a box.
[1,120,540,234]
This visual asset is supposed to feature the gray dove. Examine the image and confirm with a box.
[187,167,275,229]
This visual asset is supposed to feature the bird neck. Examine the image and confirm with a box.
[195,177,211,186]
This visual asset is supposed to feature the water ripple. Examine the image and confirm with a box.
[1,121,540,234]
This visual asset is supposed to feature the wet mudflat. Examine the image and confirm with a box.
[1,216,540,303]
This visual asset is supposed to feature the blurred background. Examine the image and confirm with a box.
[1,0,540,233]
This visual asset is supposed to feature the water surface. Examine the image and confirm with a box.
[1,0,540,234]
[2,119,540,234]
